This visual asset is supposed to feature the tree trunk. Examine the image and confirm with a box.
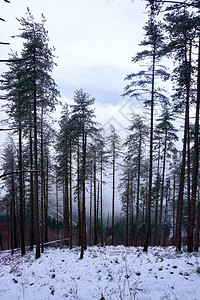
[80,134,86,259]
[135,132,141,246]
[175,40,191,251]
[56,172,59,237]
[144,46,155,252]
[29,127,34,251]
[100,153,103,247]
[69,137,73,249]
[126,172,130,247]
[158,132,167,246]
[97,180,100,240]
[33,44,40,259]
[194,191,200,252]
[188,36,200,252]
[163,186,169,247]
[40,113,44,253]
[11,161,15,254]
[130,177,134,246]
[77,143,81,246]
[172,171,176,245]
[89,174,92,246]
[63,157,69,240]
[19,125,25,256]
[45,154,49,243]
[154,141,161,246]
[94,151,97,245]
[112,144,115,246]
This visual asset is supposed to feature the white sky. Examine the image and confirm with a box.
[0,0,148,104]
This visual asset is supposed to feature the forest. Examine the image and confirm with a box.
[0,0,200,263]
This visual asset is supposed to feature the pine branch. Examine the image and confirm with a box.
[0,18,5,22]
[0,170,39,179]
[0,128,13,131]
[0,58,26,63]
[0,42,10,45]
[4,0,10,3]
[145,0,199,8]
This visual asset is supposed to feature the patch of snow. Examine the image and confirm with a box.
[0,246,200,299]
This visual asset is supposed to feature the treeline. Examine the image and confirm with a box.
[0,0,200,259]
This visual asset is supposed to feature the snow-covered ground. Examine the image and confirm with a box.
[0,245,200,300]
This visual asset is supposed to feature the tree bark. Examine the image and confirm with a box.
[158,132,167,246]
[69,137,73,250]
[94,151,97,245]
[100,153,103,247]
[135,132,142,247]
[188,36,200,252]
[175,39,191,251]
[144,46,155,252]
[19,125,25,256]
[112,143,115,246]
[80,134,86,259]
[29,127,34,251]
[153,140,161,246]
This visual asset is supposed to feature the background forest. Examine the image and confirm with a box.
[0,0,200,260]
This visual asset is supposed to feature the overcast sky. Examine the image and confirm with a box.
[0,0,153,151]
[0,0,148,102]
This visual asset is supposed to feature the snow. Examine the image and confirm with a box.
[0,246,200,300]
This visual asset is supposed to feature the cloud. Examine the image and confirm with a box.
[0,0,147,104]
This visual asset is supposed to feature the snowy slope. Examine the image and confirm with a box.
[0,246,200,300]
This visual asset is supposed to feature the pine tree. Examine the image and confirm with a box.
[164,5,197,251]
[123,16,169,251]
[1,53,29,256]
[70,89,97,258]
[107,125,122,246]
[15,9,59,258]
[124,114,149,246]
[155,107,178,245]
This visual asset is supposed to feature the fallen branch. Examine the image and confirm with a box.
[43,238,70,246]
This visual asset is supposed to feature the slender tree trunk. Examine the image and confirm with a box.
[144,46,155,252]
[194,191,200,252]
[80,134,86,259]
[69,137,73,249]
[100,154,103,247]
[130,177,134,246]
[11,163,15,254]
[112,145,115,246]
[175,41,191,251]
[45,153,49,243]
[29,127,34,251]
[163,186,169,247]
[158,132,167,246]
[97,180,100,240]
[106,212,109,245]
[56,172,59,237]
[172,170,176,245]
[126,172,130,247]
[89,174,92,246]
[142,184,146,244]
[135,133,141,246]
[19,125,25,256]
[188,37,200,252]
[33,44,40,259]
[77,143,81,246]
[175,104,188,251]
[154,141,161,246]
[94,151,97,245]
[63,157,69,240]
[40,113,44,253]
